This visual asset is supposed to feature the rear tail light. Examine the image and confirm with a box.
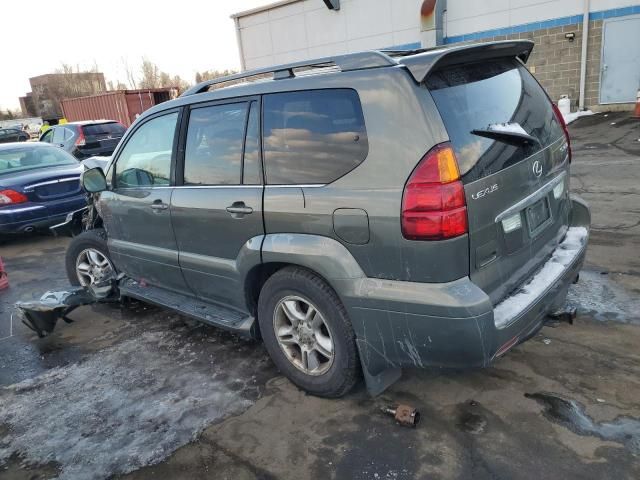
[401,143,468,240]
[0,189,28,206]
[552,103,572,163]
[75,126,86,146]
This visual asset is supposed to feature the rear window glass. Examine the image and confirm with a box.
[83,123,126,136]
[263,89,368,185]
[0,146,76,175]
[426,59,564,181]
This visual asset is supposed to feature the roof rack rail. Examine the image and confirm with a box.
[181,51,397,96]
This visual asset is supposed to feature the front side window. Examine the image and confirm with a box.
[262,89,368,185]
[115,112,178,188]
[40,129,53,143]
[184,103,247,185]
[52,127,65,144]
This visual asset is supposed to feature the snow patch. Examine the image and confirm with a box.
[567,270,640,324]
[486,122,529,136]
[0,330,258,479]
[494,227,588,328]
[563,110,594,125]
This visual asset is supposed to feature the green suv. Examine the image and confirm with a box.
[66,40,590,397]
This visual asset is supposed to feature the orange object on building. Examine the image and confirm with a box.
[634,89,640,119]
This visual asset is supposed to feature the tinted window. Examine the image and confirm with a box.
[84,123,126,136]
[0,146,76,176]
[263,89,368,184]
[426,59,564,181]
[115,112,177,188]
[184,103,247,185]
[243,102,261,185]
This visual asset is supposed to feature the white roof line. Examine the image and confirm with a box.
[231,0,304,19]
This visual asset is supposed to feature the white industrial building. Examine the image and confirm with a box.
[232,0,640,110]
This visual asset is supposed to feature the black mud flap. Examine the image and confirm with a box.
[15,278,120,338]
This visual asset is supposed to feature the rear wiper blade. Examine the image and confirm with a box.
[471,123,541,147]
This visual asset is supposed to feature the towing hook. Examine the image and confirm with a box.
[381,404,421,427]
[548,307,577,325]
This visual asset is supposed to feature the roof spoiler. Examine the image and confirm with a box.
[398,40,534,83]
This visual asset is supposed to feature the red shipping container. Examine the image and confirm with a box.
[61,88,178,127]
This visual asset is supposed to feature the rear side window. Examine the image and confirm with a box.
[84,123,126,136]
[184,103,247,185]
[263,89,368,184]
[426,59,564,181]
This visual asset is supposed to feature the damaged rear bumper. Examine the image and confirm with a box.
[340,195,590,395]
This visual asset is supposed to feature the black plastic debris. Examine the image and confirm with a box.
[15,277,120,338]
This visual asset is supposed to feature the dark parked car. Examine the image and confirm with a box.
[65,40,590,397]
[0,128,30,143]
[0,143,86,235]
[40,121,126,160]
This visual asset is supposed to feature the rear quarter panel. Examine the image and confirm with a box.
[263,66,467,282]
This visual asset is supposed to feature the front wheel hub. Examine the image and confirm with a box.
[75,248,114,287]
[273,295,335,376]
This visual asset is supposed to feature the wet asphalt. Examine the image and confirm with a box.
[1,112,639,479]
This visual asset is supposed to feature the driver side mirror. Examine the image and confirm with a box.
[81,167,107,193]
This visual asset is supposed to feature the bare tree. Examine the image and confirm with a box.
[117,58,192,94]
[195,69,237,83]
[139,58,161,88]
[0,109,19,120]
[107,80,128,91]
[121,57,138,89]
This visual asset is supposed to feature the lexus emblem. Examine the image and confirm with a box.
[533,160,543,178]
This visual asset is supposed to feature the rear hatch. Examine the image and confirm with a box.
[79,122,126,156]
[426,58,570,304]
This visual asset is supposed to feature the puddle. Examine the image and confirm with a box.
[526,392,640,454]
[566,270,640,324]
[457,400,487,435]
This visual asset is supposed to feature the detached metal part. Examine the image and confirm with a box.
[15,277,120,338]
[382,404,421,427]
[547,307,577,325]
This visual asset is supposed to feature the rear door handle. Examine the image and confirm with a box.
[226,202,253,216]
[150,201,168,211]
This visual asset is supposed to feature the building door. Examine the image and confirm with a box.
[600,14,640,104]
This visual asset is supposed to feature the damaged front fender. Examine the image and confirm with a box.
[15,277,120,338]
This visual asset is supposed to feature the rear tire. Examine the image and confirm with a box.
[65,228,114,286]
[258,266,359,397]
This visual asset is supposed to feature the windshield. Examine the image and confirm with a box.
[0,146,77,176]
